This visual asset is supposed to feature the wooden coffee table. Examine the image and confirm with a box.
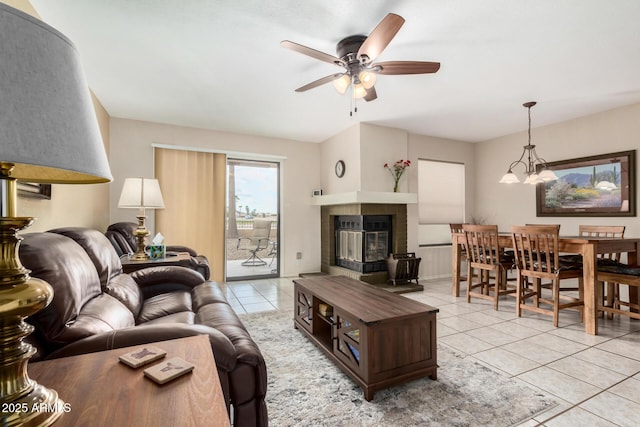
[293,275,438,401]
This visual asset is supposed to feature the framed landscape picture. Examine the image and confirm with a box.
[536,150,636,217]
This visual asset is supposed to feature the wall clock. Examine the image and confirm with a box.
[335,160,345,178]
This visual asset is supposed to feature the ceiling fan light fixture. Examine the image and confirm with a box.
[352,82,367,99]
[358,70,377,89]
[332,74,351,95]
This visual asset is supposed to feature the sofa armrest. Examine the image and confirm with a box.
[44,323,237,372]
[165,245,197,257]
[131,265,204,289]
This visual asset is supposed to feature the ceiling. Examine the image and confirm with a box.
[29,0,640,143]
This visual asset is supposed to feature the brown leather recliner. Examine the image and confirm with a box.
[105,221,211,280]
[20,227,267,427]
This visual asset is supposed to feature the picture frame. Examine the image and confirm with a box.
[536,150,636,217]
[17,182,52,200]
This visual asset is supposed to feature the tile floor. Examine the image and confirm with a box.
[221,276,640,426]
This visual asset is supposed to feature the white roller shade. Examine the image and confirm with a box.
[418,160,465,224]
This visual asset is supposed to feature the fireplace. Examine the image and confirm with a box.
[320,203,408,284]
[334,215,391,273]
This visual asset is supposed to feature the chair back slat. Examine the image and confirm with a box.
[511,225,560,277]
[449,223,466,234]
[462,224,500,266]
[579,225,625,261]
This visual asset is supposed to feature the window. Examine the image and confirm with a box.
[418,159,465,246]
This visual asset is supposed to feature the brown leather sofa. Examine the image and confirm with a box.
[105,221,211,280]
[19,227,267,427]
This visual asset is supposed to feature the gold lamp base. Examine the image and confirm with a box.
[131,214,150,260]
[0,217,65,426]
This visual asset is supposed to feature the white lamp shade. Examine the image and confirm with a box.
[358,70,377,89]
[118,178,165,209]
[523,174,543,185]
[538,169,559,181]
[0,4,112,184]
[353,83,367,99]
[499,172,520,184]
[332,74,350,95]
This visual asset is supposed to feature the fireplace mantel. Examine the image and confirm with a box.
[311,191,417,206]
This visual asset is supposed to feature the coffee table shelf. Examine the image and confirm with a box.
[293,275,438,401]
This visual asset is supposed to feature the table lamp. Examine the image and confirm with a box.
[0,4,112,425]
[118,178,165,260]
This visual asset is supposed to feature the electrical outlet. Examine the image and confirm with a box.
[296,252,302,260]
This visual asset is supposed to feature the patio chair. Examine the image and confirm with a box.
[237,220,273,266]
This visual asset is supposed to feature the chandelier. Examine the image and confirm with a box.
[499,102,559,184]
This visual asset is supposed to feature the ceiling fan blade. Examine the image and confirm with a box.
[357,13,405,61]
[295,73,345,92]
[373,61,441,75]
[281,40,344,66]
[364,86,377,102]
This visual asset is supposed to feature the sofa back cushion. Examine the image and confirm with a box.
[105,273,143,317]
[105,222,137,256]
[20,232,135,346]
[49,227,123,290]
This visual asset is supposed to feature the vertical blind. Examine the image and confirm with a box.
[154,148,226,281]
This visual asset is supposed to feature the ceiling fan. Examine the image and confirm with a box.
[281,13,440,104]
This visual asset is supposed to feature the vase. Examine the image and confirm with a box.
[393,181,399,192]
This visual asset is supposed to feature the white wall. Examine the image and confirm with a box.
[475,102,640,236]
[109,118,322,278]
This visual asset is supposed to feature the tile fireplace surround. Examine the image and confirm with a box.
[320,203,408,284]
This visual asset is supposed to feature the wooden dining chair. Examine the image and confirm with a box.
[578,225,625,318]
[595,267,640,320]
[510,225,584,327]
[450,223,468,282]
[462,224,515,310]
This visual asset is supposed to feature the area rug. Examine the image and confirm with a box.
[240,310,557,427]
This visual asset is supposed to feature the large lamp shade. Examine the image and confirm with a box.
[0,3,112,184]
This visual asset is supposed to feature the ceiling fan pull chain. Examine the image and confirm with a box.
[349,85,354,116]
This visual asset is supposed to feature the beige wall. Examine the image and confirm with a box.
[475,102,640,237]
[360,124,409,193]
[408,133,477,278]
[109,118,322,278]
[7,0,112,232]
[320,124,361,193]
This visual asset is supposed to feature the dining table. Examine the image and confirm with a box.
[451,232,640,335]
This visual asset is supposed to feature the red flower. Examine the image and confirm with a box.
[384,159,411,191]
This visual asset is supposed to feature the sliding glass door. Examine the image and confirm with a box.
[225,159,279,280]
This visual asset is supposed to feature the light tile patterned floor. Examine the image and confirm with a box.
[222,276,640,426]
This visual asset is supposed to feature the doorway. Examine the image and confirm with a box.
[225,158,279,280]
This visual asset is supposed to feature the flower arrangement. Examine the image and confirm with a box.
[384,159,411,192]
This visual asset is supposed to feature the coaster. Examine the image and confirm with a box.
[119,345,167,368]
[144,357,195,384]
